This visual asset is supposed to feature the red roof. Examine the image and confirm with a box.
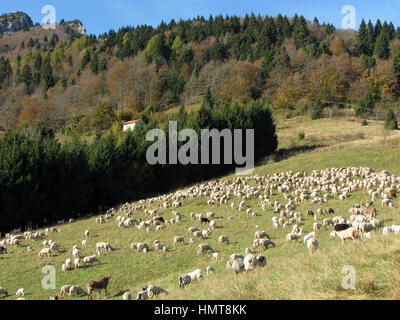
[123,119,142,125]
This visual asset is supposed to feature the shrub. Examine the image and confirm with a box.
[362,119,369,126]
[385,110,398,130]
[311,97,323,120]
[298,131,306,140]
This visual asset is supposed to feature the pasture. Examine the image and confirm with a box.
[1,117,400,300]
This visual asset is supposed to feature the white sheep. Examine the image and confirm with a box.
[206,266,216,275]
[147,285,169,299]
[122,292,132,300]
[83,255,101,266]
[218,235,229,245]
[187,269,203,281]
[16,288,24,297]
[306,237,319,254]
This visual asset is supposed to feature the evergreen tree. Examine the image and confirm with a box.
[40,55,54,91]
[385,109,398,130]
[353,19,372,56]
[356,91,375,117]
[81,49,91,69]
[374,26,390,59]
[19,64,33,95]
[292,16,309,49]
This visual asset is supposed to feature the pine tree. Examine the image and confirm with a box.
[374,26,390,59]
[81,49,91,69]
[353,19,372,56]
[40,56,54,91]
[292,16,309,49]
[19,64,33,95]
[356,91,374,117]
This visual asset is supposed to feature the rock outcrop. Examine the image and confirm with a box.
[0,12,33,34]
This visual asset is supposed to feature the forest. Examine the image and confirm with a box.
[0,13,399,132]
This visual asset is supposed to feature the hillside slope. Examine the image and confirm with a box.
[0,118,399,300]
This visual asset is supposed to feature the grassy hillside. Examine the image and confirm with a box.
[0,117,399,300]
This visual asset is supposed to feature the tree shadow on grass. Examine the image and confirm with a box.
[270,144,325,163]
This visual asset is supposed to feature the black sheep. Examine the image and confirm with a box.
[334,223,351,232]
[201,218,210,224]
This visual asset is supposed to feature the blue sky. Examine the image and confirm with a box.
[3,0,400,35]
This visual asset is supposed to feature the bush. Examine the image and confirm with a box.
[311,97,323,120]
[385,110,398,130]
[298,131,306,140]
[362,119,369,126]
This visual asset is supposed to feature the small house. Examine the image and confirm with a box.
[123,119,145,131]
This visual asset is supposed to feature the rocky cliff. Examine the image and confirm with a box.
[0,12,33,34]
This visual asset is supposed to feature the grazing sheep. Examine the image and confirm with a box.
[197,244,214,255]
[38,248,51,257]
[16,288,24,297]
[244,254,258,271]
[253,239,275,250]
[27,246,33,252]
[256,255,267,267]
[307,238,319,254]
[65,258,72,270]
[69,286,87,297]
[83,255,101,266]
[179,275,192,288]
[206,266,216,275]
[74,258,80,270]
[86,276,111,299]
[371,219,384,229]
[212,252,220,260]
[334,227,357,245]
[60,285,72,297]
[255,231,269,239]
[359,223,375,234]
[173,236,184,245]
[382,226,394,236]
[122,292,132,300]
[0,287,8,297]
[363,232,372,239]
[286,232,301,242]
[49,295,58,300]
[334,224,352,232]
[303,232,316,243]
[84,230,90,237]
[187,269,203,281]
[201,218,210,224]
[147,285,169,299]
[313,222,322,233]
[218,235,229,245]
[136,290,149,300]
[231,257,244,274]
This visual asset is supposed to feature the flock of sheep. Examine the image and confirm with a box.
[0,166,398,300]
